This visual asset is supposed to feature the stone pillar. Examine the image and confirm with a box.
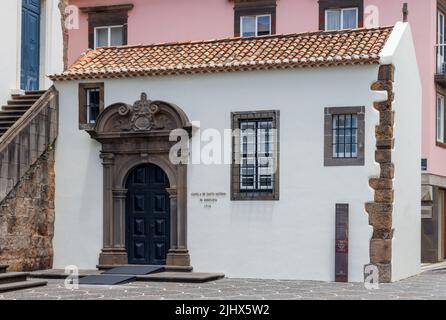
[365,64,395,283]
[99,153,128,266]
[166,164,190,266]
[166,187,178,251]
[112,189,128,250]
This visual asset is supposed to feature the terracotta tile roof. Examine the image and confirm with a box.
[50,26,393,81]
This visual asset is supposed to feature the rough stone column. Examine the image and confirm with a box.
[365,64,395,283]
[99,153,127,265]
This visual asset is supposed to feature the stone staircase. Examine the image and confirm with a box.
[0,87,58,289]
[0,265,47,293]
[0,91,46,137]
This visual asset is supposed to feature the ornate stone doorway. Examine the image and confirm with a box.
[89,93,192,267]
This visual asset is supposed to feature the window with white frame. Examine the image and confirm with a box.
[325,8,358,30]
[437,95,445,143]
[438,11,445,74]
[240,15,271,37]
[94,25,124,48]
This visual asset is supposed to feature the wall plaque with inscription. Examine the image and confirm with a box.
[335,203,349,282]
[191,192,227,208]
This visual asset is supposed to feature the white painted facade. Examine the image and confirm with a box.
[381,23,422,281]
[53,23,421,282]
[0,0,63,105]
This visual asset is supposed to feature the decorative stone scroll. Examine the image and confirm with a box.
[92,92,189,136]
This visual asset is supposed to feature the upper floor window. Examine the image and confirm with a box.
[233,0,276,37]
[94,25,124,48]
[325,8,358,30]
[240,15,271,37]
[438,11,445,74]
[437,94,445,144]
[80,4,133,49]
[318,0,363,31]
[79,83,104,130]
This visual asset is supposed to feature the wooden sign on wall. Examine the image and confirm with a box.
[335,204,349,282]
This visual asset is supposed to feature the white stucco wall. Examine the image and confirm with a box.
[54,65,384,281]
[0,1,21,106]
[53,81,103,269]
[0,0,63,105]
[40,0,64,89]
[381,23,422,281]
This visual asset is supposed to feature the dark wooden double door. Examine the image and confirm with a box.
[126,164,170,265]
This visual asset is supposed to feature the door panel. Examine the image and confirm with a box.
[21,0,40,91]
[126,164,170,265]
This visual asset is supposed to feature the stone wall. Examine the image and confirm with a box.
[0,147,55,272]
[365,64,395,283]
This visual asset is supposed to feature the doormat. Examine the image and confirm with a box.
[103,265,164,275]
[78,275,136,285]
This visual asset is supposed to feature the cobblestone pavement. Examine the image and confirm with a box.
[1,269,446,300]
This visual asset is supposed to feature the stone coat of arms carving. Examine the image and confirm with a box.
[118,92,168,131]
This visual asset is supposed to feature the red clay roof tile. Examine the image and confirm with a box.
[50,26,393,81]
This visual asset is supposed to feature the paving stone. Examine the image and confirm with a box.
[0,271,445,300]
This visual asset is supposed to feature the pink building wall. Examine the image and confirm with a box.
[67,0,442,176]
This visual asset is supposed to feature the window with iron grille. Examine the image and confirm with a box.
[324,106,364,166]
[240,119,274,191]
[232,111,279,200]
[86,88,101,124]
[79,83,104,130]
[332,114,358,158]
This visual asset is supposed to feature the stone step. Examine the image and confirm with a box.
[30,269,101,279]
[0,115,22,121]
[0,272,28,285]
[11,94,42,100]
[0,120,18,126]
[8,99,37,106]
[2,105,32,111]
[0,110,27,116]
[97,264,193,272]
[136,272,225,283]
[0,280,47,293]
[0,265,8,274]
[25,90,47,95]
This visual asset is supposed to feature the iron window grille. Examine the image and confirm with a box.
[240,119,275,192]
[86,88,101,124]
[332,114,358,158]
[231,110,279,201]
[324,106,364,166]
[78,82,104,130]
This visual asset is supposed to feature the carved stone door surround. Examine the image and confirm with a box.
[89,92,192,266]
